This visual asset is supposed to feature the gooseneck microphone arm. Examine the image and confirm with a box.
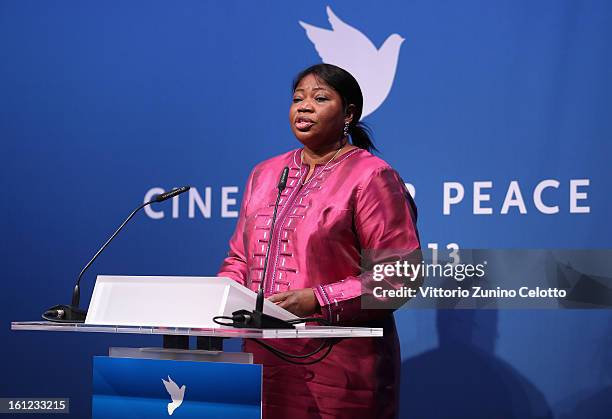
[72,201,149,308]
[228,167,294,329]
[256,166,290,313]
[43,186,190,323]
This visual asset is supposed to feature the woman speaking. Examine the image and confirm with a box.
[218,63,420,418]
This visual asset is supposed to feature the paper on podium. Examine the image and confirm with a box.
[85,275,300,328]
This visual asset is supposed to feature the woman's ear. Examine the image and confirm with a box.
[345,104,356,125]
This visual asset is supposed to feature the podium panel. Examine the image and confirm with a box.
[13,321,380,418]
[92,357,262,418]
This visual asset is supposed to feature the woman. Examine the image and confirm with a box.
[218,63,420,418]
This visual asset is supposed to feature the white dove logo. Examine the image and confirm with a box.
[162,375,186,416]
[299,6,405,119]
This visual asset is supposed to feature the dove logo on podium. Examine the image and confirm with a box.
[299,6,405,118]
[162,376,186,416]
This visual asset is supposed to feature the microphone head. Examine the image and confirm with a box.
[153,186,191,203]
[278,167,289,191]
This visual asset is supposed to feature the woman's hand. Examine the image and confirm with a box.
[268,288,320,317]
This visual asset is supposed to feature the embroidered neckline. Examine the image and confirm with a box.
[291,147,363,170]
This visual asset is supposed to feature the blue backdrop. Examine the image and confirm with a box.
[1,1,610,417]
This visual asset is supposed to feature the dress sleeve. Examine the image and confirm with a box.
[312,167,421,324]
[217,169,255,286]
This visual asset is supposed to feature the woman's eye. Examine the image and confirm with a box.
[315,97,328,102]
[292,97,302,103]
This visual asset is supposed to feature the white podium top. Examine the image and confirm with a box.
[11,321,383,339]
[85,275,300,329]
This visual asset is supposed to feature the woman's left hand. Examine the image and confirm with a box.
[268,288,319,317]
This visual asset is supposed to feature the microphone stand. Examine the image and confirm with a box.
[232,167,294,329]
[42,186,190,323]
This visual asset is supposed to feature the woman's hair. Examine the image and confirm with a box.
[292,63,377,152]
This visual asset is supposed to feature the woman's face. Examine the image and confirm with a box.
[289,74,350,150]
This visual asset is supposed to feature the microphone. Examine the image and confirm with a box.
[277,166,289,190]
[42,186,191,323]
[153,186,190,202]
[232,167,294,329]
[257,167,289,313]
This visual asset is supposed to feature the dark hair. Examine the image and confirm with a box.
[292,63,377,152]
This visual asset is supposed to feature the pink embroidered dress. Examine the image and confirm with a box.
[218,147,420,419]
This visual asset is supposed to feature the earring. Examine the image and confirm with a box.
[343,122,350,137]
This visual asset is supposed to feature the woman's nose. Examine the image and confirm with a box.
[298,106,314,113]
[298,99,314,112]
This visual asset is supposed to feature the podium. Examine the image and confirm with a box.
[12,322,381,418]
[12,276,383,418]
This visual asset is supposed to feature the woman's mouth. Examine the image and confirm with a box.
[295,117,315,131]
